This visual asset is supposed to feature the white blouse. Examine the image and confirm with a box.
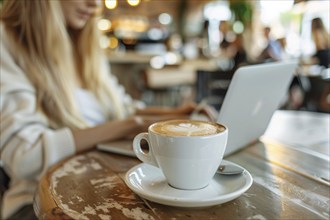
[75,89,107,126]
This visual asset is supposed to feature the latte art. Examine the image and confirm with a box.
[151,120,225,136]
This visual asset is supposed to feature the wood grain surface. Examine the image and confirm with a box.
[34,111,330,219]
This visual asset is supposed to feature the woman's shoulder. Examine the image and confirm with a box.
[0,21,10,45]
[0,22,35,92]
[0,21,4,32]
[0,22,14,59]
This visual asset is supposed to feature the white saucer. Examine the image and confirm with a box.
[124,161,253,208]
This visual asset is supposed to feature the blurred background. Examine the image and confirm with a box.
[3,0,329,112]
[99,0,328,59]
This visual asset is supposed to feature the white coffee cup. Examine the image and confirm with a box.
[133,119,228,190]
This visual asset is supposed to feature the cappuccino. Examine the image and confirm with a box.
[133,119,228,189]
[150,120,225,136]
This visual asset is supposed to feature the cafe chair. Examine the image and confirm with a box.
[195,70,234,111]
[302,75,330,113]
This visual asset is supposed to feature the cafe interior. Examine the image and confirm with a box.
[1,0,329,219]
[98,0,329,113]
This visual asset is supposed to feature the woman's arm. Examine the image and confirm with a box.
[73,111,197,151]
[72,117,142,152]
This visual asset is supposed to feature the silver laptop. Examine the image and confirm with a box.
[98,61,297,157]
[218,61,297,156]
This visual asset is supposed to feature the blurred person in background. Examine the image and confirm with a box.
[276,37,291,60]
[219,21,232,51]
[231,34,248,71]
[258,27,283,62]
[311,17,330,68]
[0,0,206,218]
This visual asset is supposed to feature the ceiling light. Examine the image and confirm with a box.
[127,0,140,7]
[105,0,117,10]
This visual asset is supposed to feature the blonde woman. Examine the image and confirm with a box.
[0,0,200,218]
[311,17,330,68]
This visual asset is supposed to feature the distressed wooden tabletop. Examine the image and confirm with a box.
[34,111,330,220]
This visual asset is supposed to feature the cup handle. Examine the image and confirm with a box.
[133,132,158,167]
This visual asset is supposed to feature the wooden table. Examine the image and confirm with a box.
[34,110,330,220]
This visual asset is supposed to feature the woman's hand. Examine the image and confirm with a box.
[189,101,218,122]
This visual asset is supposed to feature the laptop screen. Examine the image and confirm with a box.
[217,61,298,156]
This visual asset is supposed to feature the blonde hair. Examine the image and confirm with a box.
[311,17,330,50]
[1,0,125,129]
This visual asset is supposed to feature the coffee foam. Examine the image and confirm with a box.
[151,120,225,136]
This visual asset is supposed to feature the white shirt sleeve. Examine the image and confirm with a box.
[0,25,76,180]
